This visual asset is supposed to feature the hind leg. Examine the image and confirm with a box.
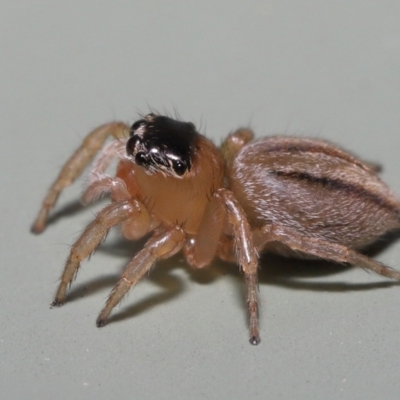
[258,224,400,280]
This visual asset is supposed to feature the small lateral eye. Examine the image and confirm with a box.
[130,119,146,134]
[172,159,187,176]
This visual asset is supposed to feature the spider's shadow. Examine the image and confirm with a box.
[46,199,87,227]
[65,233,400,326]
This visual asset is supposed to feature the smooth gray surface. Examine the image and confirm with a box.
[1,2,400,399]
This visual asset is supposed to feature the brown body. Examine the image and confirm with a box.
[31,114,400,345]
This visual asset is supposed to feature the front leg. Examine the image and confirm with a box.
[31,122,129,233]
[96,225,186,327]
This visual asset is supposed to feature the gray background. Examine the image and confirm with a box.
[1,1,400,399]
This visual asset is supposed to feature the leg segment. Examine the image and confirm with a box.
[220,128,254,168]
[216,227,270,262]
[260,224,400,281]
[85,139,128,190]
[184,192,226,268]
[219,189,260,345]
[52,200,135,306]
[31,122,129,233]
[96,225,186,327]
[184,187,261,344]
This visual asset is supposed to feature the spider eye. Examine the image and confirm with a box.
[135,152,147,166]
[172,159,187,176]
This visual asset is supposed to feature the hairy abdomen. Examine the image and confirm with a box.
[228,137,400,249]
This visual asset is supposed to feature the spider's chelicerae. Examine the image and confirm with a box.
[32,113,400,345]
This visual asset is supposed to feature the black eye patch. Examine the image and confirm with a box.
[127,114,198,177]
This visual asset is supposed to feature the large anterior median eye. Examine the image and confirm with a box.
[135,152,147,166]
[172,159,187,176]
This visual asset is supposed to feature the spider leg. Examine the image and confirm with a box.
[51,200,135,306]
[220,128,254,168]
[216,227,269,263]
[85,139,128,190]
[182,189,260,344]
[31,122,129,233]
[218,189,260,345]
[260,224,400,280]
[96,225,185,327]
[184,192,226,268]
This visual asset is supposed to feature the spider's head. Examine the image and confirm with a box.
[126,114,198,178]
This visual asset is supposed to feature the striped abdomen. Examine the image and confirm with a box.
[229,136,400,249]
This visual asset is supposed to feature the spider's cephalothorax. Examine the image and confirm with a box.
[32,112,400,346]
[119,113,224,235]
[126,114,197,178]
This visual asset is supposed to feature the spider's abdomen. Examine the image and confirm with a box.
[228,136,400,249]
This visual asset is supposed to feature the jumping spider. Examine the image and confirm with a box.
[32,113,400,345]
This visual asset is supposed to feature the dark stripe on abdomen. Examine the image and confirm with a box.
[271,169,399,215]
